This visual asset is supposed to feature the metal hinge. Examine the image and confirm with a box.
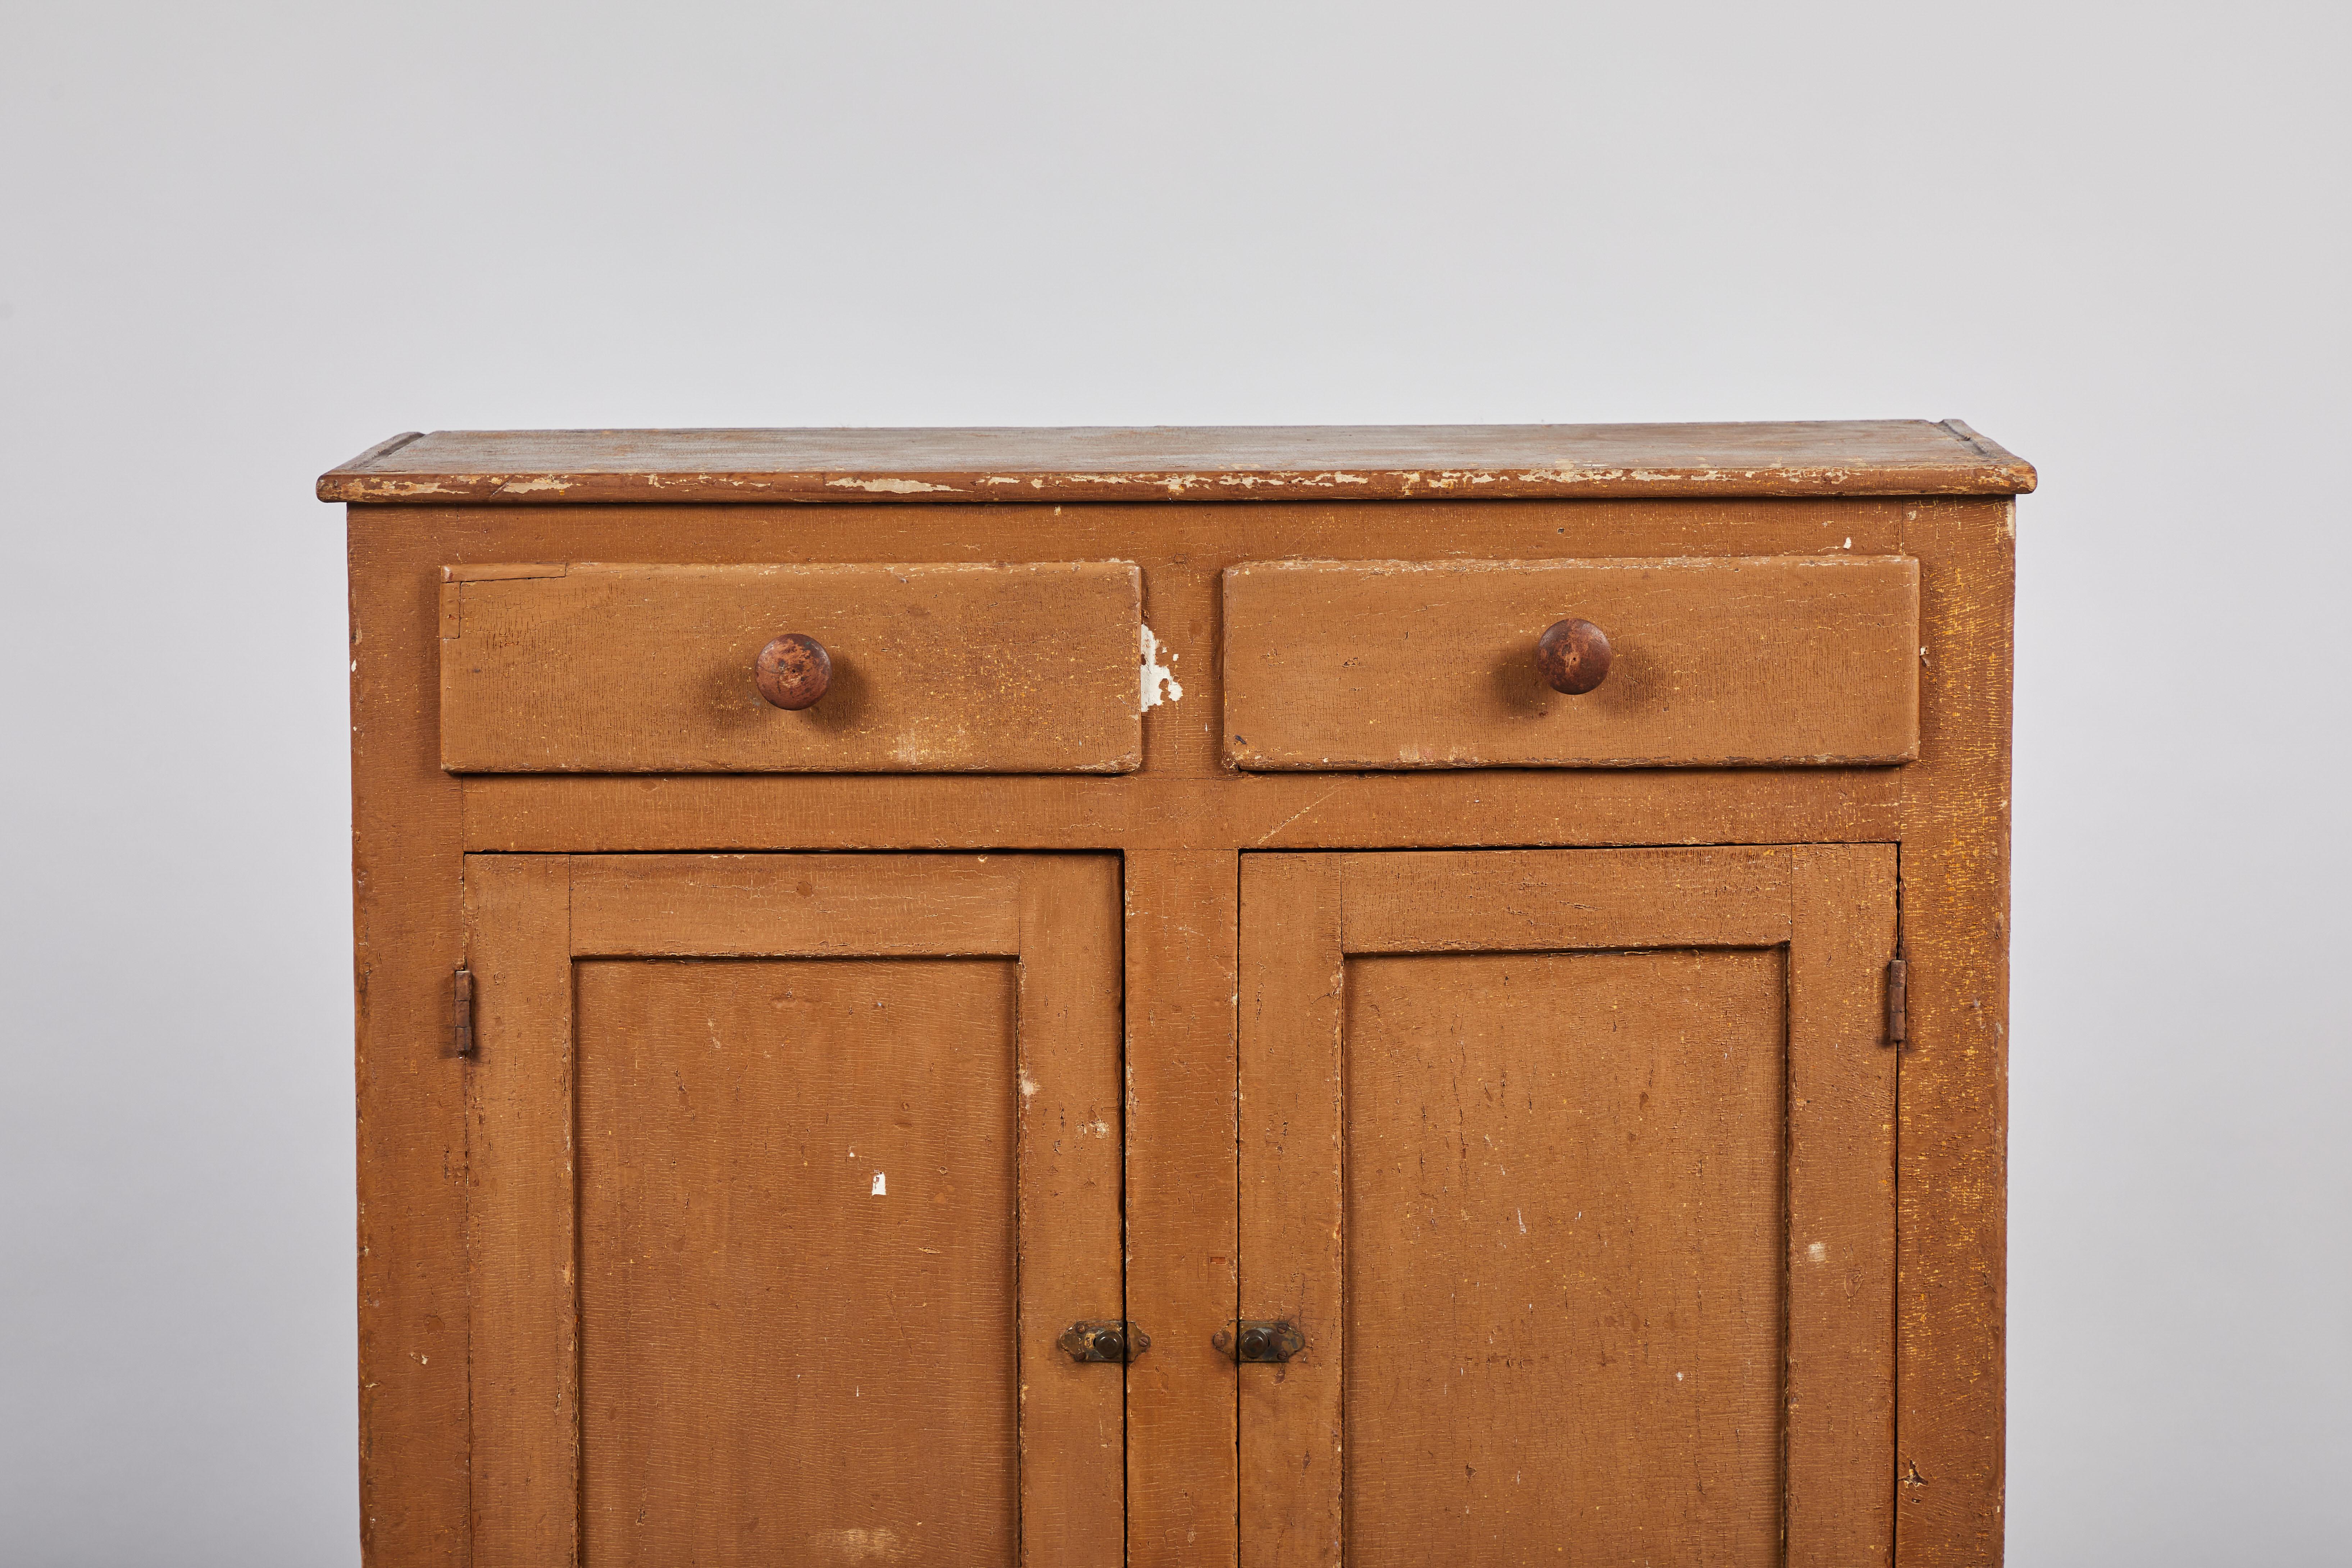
[452,967,476,1058]
[1884,956,1907,1049]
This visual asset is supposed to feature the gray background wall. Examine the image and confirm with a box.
[3,4,2344,1563]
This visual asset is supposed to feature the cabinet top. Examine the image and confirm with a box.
[319,420,2034,506]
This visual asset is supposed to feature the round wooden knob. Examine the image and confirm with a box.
[754,633,831,710]
[1535,618,1612,695]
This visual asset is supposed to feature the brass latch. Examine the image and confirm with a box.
[1214,1320,1304,1364]
[1059,1321,1150,1364]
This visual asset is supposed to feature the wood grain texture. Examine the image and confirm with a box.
[1016,856,1129,1568]
[464,854,1125,1568]
[569,854,1024,956]
[1333,846,1792,953]
[321,421,2036,504]
[365,479,1821,1562]
[1236,848,1899,1567]
[350,503,473,1567]
[462,769,1903,855]
[1224,556,1919,769]
[461,854,577,1567]
[1342,948,1784,1567]
[365,490,1924,787]
[1237,856,1346,1568]
[1124,853,1241,1568]
[1787,846,1901,1565]
[1894,496,2016,1565]
[440,562,1142,774]
[577,955,1021,1568]
[345,453,2017,1568]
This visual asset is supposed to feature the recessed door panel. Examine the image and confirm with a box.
[577,956,1020,1565]
[1345,950,1783,1565]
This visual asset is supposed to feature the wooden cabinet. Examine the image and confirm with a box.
[329,421,2029,1567]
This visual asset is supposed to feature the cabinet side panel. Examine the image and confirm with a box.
[1125,852,1241,1568]
[1896,497,2015,1565]
[351,511,472,1565]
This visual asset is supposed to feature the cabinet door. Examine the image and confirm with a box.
[464,854,1124,1568]
[1238,848,1897,1567]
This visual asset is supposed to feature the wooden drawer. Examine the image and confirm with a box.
[1222,555,1918,769]
[439,561,1143,773]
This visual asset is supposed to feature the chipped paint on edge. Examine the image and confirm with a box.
[825,476,960,494]
[1140,624,1183,712]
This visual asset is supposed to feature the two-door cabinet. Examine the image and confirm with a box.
[326,421,2032,1567]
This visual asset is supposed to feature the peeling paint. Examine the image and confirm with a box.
[826,476,957,494]
[1140,624,1183,712]
[870,1171,887,1196]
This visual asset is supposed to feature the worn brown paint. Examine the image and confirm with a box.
[340,422,2023,1568]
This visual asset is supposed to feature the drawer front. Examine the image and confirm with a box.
[440,561,1142,773]
[1223,555,1918,770]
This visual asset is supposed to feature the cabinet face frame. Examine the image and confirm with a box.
[349,486,2013,1568]
[460,853,1125,1568]
[1237,847,1899,1567]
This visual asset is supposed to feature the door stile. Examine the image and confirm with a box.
[1017,855,1130,1568]
[1124,851,1243,1568]
[1785,846,1900,1565]
[463,853,579,1567]
[1238,856,1347,1568]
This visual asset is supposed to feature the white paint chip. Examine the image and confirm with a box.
[1807,1240,1828,1263]
[870,1172,887,1196]
[826,476,955,494]
[1140,624,1184,711]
